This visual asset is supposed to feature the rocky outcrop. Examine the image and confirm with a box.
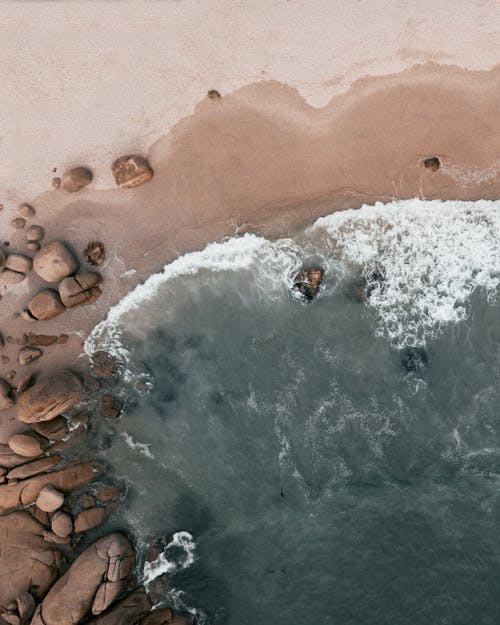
[0,462,103,513]
[0,511,63,609]
[59,272,102,307]
[61,167,93,193]
[27,289,66,320]
[111,155,153,188]
[31,417,69,441]
[17,370,82,423]
[33,242,78,283]
[85,589,151,625]
[31,532,135,625]
[292,268,324,302]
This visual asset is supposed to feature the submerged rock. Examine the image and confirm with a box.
[292,268,324,302]
[90,350,120,379]
[112,155,154,188]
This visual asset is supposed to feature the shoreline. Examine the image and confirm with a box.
[1,63,499,623]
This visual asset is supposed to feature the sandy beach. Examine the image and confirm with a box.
[0,1,499,623]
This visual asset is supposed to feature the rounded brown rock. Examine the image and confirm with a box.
[74,506,107,532]
[28,289,65,320]
[18,346,43,365]
[36,484,64,512]
[61,166,93,193]
[59,272,102,307]
[8,431,48,457]
[5,253,32,275]
[51,177,61,189]
[33,241,78,282]
[83,241,105,266]
[11,217,26,230]
[18,203,36,218]
[17,370,83,423]
[51,510,73,538]
[26,241,41,252]
[111,155,153,188]
[26,225,45,242]
[1,268,26,285]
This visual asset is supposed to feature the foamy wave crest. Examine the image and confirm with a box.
[311,199,500,347]
[143,531,197,584]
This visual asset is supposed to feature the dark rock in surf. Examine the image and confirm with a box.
[101,394,122,419]
[90,351,120,379]
[292,268,324,302]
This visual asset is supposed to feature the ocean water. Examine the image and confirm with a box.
[87,199,500,625]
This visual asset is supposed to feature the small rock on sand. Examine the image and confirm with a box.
[51,177,61,189]
[61,166,93,193]
[33,241,78,282]
[74,506,107,532]
[208,89,221,99]
[5,254,32,275]
[11,218,26,230]
[18,203,36,218]
[423,156,440,171]
[36,485,64,512]
[84,241,105,266]
[1,268,26,285]
[18,346,43,365]
[28,289,66,320]
[111,155,153,188]
[26,225,45,242]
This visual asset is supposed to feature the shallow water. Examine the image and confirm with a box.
[89,200,500,625]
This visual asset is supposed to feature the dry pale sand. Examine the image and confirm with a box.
[0,7,499,440]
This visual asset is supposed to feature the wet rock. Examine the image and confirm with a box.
[1,268,26,285]
[292,268,324,302]
[8,432,48,457]
[31,416,69,440]
[27,333,58,346]
[423,156,440,171]
[95,482,124,505]
[17,370,83,423]
[90,351,120,379]
[101,394,122,418]
[400,347,428,373]
[25,225,45,242]
[18,346,43,365]
[0,378,14,410]
[27,289,66,320]
[7,455,62,480]
[30,532,135,625]
[18,203,35,218]
[112,155,154,188]
[51,510,73,538]
[0,512,64,609]
[74,506,108,532]
[84,241,106,266]
[61,166,93,193]
[52,177,61,189]
[59,272,102,307]
[5,254,32,274]
[86,588,151,625]
[33,241,78,282]
[10,218,26,230]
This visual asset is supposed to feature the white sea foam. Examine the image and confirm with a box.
[143,530,197,584]
[120,432,155,459]
[85,199,500,358]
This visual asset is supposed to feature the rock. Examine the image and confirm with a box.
[21,309,37,322]
[0,444,28,469]
[42,529,71,545]
[27,333,58,346]
[74,506,107,532]
[0,512,63,609]
[30,506,50,527]
[27,289,66,320]
[36,484,64,512]
[0,378,14,410]
[400,347,429,373]
[1,268,26,285]
[18,203,35,218]
[101,394,122,418]
[141,609,190,625]
[84,241,105,266]
[31,416,69,440]
[18,346,43,365]
[16,373,34,395]
[16,591,36,625]
[0,462,103,513]
[86,589,151,625]
[423,156,440,171]
[25,225,45,242]
[10,218,26,230]
[292,268,324,302]
[207,89,221,99]
[59,272,102,307]
[0,249,5,268]
[90,351,120,379]
[95,482,124,505]
[4,254,32,274]
[8,432,48,457]
[112,155,153,188]
[26,241,40,252]
[33,241,78,282]
[17,370,83,423]
[30,532,135,625]
[2,613,20,625]
[51,511,73,538]
[61,166,93,193]
[7,455,62,480]
[52,177,61,189]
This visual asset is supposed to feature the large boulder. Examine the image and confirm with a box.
[8,431,48,457]
[61,167,93,193]
[17,370,82,423]
[31,532,135,625]
[0,511,64,610]
[33,242,78,283]
[85,589,151,625]
[27,289,66,320]
[36,484,64,512]
[0,462,104,513]
[111,155,153,188]
[59,272,102,307]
